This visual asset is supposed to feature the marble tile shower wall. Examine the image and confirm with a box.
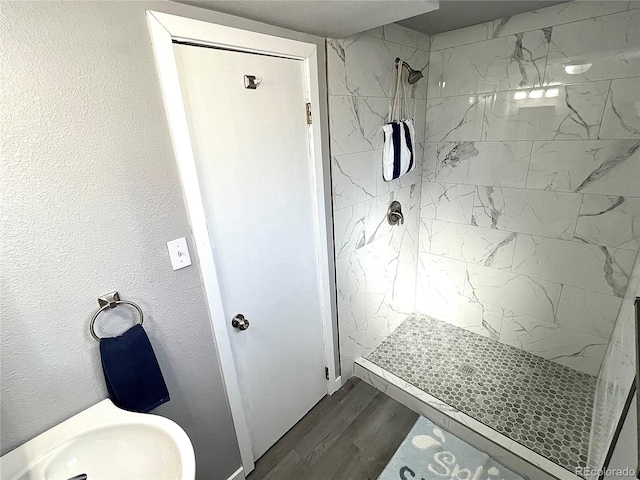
[327,24,431,377]
[587,255,640,474]
[417,0,640,376]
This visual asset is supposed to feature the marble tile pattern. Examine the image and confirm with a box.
[328,23,430,378]
[511,235,635,297]
[465,264,562,325]
[526,140,640,197]
[574,195,640,251]
[489,1,630,39]
[482,81,610,141]
[433,141,531,188]
[499,310,609,376]
[425,94,484,141]
[438,29,552,97]
[472,187,582,240]
[599,77,640,140]
[544,9,640,85]
[420,182,475,224]
[430,220,517,269]
[417,0,640,381]
[366,314,596,475]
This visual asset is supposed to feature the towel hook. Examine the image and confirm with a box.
[89,291,143,342]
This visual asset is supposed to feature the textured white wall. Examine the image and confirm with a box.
[0,1,328,478]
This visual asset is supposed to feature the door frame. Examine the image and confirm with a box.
[147,10,340,475]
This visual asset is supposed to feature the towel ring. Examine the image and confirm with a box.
[90,291,143,341]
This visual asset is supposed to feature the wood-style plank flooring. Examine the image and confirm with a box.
[247,378,419,480]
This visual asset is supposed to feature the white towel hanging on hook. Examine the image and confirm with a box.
[381,59,416,182]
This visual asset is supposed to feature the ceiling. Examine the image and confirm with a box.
[399,0,568,35]
[176,0,569,38]
[175,1,439,38]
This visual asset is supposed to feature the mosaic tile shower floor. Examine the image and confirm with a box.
[366,314,596,475]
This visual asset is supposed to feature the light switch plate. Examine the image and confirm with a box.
[167,237,192,271]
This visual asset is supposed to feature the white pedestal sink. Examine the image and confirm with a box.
[0,399,196,480]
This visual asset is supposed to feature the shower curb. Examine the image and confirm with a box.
[354,357,583,480]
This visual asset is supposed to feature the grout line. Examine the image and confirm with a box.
[479,91,487,140]
[418,239,628,297]
[329,93,427,100]
[423,137,640,143]
[523,141,536,190]
[422,180,578,194]
[430,26,491,52]
[426,78,613,101]
[358,30,432,55]
[435,50,444,98]
[418,178,640,199]
[596,79,613,140]
[420,138,640,145]
[421,75,640,102]
[540,25,552,87]
[555,283,564,321]
[329,73,640,102]
[509,233,519,274]
[572,193,585,241]
[461,260,471,298]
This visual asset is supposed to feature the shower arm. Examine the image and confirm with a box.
[395,58,417,77]
[395,58,424,85]
[395,58,410,70]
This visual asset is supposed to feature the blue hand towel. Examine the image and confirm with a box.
[100,324,170,413]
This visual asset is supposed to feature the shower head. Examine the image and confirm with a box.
[396,58,424,84]
[407,69,424,85]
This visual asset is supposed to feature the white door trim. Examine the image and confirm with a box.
[146,10,339,475]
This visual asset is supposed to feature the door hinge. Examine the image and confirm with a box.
[306,103,312,125]
[325,366,329,380]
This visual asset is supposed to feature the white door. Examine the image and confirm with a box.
[174,44,328,461]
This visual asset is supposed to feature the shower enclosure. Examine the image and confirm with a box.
[328,1,639,479]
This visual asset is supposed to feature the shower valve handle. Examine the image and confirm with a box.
[387,201,404,226]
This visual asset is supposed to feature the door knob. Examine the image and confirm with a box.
[231,314,250,331]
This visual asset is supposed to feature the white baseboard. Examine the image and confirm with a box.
[227,466,244,480]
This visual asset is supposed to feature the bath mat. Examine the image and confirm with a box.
[378,416,525,480]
